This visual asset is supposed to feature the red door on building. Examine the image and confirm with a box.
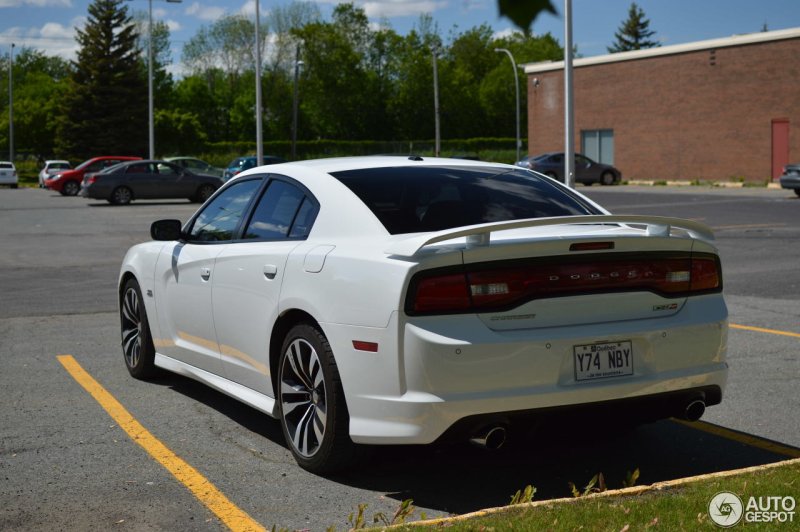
[772,118,789,180]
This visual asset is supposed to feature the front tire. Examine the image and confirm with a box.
[601,171,616,186]
[63,180,80,196]
[794,189,800,197]
[120,278,157,379]
[278,323,357,474]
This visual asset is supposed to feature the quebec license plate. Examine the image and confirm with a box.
[574,341,633,382]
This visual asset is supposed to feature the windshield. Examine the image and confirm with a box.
[332,165,601,234]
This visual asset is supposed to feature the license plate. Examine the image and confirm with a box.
[574,341,633,381]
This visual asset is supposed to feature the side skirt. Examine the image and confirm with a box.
[154,353,277,418]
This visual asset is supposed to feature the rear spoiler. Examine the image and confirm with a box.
[384,215,714,258]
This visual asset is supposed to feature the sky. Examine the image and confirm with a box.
[1,0,799,74]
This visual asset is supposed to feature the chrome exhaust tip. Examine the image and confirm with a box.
[469,426,507,450]
[684,399,706,422]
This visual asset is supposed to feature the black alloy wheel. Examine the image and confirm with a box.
[120,278,157,379]
[278,323,358,473]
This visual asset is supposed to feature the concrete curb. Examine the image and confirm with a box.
[624,180,782,189]
[388,457,800,529]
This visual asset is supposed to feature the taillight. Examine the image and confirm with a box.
[406,253,722,315]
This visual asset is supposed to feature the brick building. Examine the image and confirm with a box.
[523,28,800,182]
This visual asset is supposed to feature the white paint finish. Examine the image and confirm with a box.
[120,156,728,452]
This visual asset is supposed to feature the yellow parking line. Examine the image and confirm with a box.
[730,323,800,339]
[57,355,265,532]
[672,419,800,458]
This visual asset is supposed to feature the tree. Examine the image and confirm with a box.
[55,0,147,159]
[607,2,659,53]
[0,48,71,157]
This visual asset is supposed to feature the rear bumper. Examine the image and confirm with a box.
[329,294,728,445]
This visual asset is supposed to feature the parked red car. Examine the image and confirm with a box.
[45,156,142,196]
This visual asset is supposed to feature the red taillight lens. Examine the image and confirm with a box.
[690,257,721,292]
[407,254,722,315]
[85,175,99,185]
[412,273,472,313]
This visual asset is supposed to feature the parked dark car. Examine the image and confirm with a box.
[223,155,286,180]
[528,152,621,185]
[779,163,800,196]
[165,156,224,178]
[46,156,142,196]
[80,160,223,205]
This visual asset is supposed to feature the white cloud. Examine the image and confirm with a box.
[185,2,225,21]
[363,1,449,19]
[0,17,83,60]
[0,0,71,7]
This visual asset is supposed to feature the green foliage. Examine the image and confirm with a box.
[569,472,608,497]
[497,0,557,33]
[608,2,660,53]
[623,468,641,488]
[55,0,147,159]
[509,484,537,505]
[348,499,416,529]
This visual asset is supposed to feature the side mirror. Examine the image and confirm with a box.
[151,219,183,241]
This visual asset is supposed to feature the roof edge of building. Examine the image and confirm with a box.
[523,27,800,74]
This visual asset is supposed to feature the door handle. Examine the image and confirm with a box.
[263,264,278,280]
[200,267,211,281]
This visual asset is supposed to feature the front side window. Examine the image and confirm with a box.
[332,166,601,234]
[188,179,262,242]
[243,180,312,240]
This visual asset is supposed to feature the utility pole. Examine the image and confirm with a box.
[291,45,303,160]
[494,48,521,163]
[254,0,263,165]
[564,0,575,188]
[432,46,440,157]
[8,43,13,163]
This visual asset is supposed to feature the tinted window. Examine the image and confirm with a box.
[332,166,601,234]
[0,163,12,169]
[188,179,261,241]
[243,180,307,240]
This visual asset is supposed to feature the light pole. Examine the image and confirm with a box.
[254,0,263,165]
[146,0,181,160]
[8,43,13,163]
[494,48,521,163]
[564,0,575,188]
[291,47,304,160]
[431,45,440,157]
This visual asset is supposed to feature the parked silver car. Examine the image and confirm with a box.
[38,160,72,188]
[779,163,800,196]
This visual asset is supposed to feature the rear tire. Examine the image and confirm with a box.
[120,278,157,379]
[110,186,133,205]
[63,180,80,196]
[194,184,216,203]
[794,189,800,197]
[278,323,358,474]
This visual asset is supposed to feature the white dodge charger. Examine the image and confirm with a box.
[118,156,728,473]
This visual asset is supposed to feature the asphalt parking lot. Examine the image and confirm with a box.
[1,185,798,530]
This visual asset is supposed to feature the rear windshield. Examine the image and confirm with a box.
[0,163,12,169]
[332,165,601,234]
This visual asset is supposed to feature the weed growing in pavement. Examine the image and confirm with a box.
[569,472,608,497]
[623,468,641,488]
[653,180,668,186]
[509,485,537,505]
[347,498,419,529]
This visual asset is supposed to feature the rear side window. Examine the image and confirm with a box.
[332,166,601,234]
[243,179,315,240]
